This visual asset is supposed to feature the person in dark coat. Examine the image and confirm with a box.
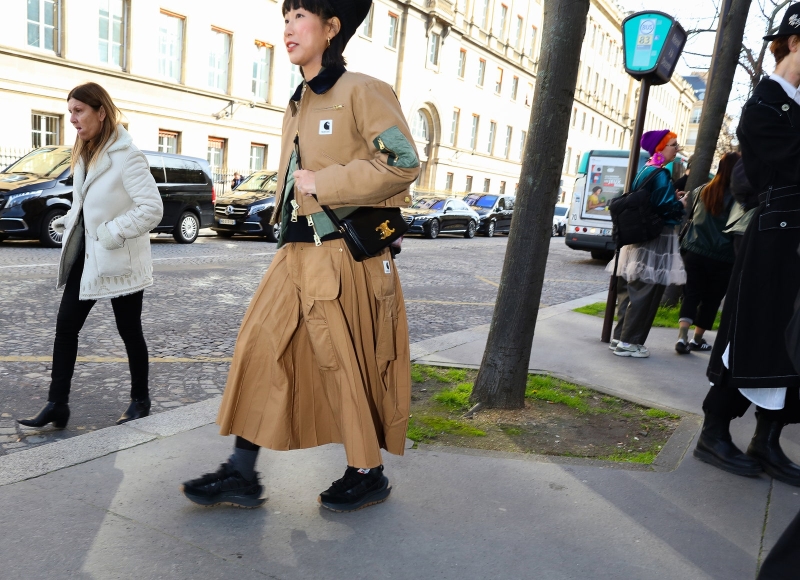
[231,172,245,189]
[694,9,800,488]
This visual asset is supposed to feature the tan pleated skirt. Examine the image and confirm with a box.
[216,238,411,468]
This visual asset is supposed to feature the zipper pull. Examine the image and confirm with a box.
[290,199,300,222]
[306,215,314,227]
[313,233,322,246]
[306,214,322,246]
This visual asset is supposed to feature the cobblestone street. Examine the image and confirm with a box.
[0,232,609,455]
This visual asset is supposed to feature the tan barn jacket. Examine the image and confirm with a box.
[271,66,419,225]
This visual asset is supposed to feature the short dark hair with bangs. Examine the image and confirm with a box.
[282,0,346,69]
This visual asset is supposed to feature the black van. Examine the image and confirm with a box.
[0,146,215,247]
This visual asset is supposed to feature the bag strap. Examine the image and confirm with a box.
[634,166,667,193]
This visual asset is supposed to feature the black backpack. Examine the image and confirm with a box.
[609,168,667,248]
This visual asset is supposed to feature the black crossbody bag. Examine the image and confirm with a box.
[294,136,408,261]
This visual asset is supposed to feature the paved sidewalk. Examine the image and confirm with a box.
[1,295,798,579]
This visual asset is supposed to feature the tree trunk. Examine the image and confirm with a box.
[469,0,589,409]
[686,0,752,192]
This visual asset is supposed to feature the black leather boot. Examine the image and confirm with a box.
[116,397,151,425]
[693,412,763,476]
[17,402,70,429]
[747,412,800,487]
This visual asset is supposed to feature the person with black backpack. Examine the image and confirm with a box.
[606,129,686,358]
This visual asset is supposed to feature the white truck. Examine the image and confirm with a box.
[565,149,684,261]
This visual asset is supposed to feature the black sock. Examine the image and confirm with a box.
[229,437,260,480]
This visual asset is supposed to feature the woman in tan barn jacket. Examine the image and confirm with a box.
[181,0,420,512]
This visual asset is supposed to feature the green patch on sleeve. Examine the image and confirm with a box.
[373,126,420,169]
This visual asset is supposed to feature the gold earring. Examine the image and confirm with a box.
[327,37,331,47]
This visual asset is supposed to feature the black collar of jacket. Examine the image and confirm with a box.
[749,77,798,113]
[289,65,346,114]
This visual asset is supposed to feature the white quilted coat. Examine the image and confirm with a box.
[57,126,163,300]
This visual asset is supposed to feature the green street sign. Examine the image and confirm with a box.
[622,11,686,85]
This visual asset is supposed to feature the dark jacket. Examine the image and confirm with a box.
[708,77,800,390]
[632,165,684,226]
[681,186,735,263]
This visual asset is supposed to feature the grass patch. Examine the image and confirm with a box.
[573,301,721,330]
[500,425,524,436]
[432,382,473,411]
[411,364,468,384]
[525,375,591,414]
[599,449,659,464]
[645,408,680,420]
[407,415,486,442]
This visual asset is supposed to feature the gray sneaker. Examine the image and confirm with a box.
[609,339,620,351]
[613,344,650,358]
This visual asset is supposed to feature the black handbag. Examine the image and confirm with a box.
[609,168,667,248]
[678,186,703,245]
[322,206,408,261]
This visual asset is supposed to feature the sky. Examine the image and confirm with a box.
[621,0,794,119]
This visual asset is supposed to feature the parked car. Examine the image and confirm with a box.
[401,196,480,239]
[552,204,569,236]
[464,193,514,237]
[211,170,280,242]
[0,146,214,247]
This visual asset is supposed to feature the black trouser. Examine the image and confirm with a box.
[703,383,800,425]
[679,251,733,330]
[48,256,149,404]
[758,508,800,579]
[613,276,666,345]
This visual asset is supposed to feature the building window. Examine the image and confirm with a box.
[487,121,497,155]
[690,107,702,124]
[574,152,581,174]
[529,26,538,59]
[457,49,467,78]
[514,16,523,50]
[31,113,61,148]
[581,112,586,130]
[590,117,595,134]
[466,176,473,192]
[209,27,232,92]
[511,76,519,100]
[252,41,273,102]
[445,172,454,191]
[495,67,503,94]
[483,178,490,192]
[450,108,460,145]
[361,3,374,37]
[503,126,512,158]
[563,147,572,174]
[387,13,399,48]
[289,64,303,97]
[499,181,506,195]
[687,128,698,146]
[158,130,179,154]
[428,32,440,65]
[571,108,577,127]
[207,138,226,183]
[518,130,526,159]
[525,82,533,106]
[158,11,184,83]
[470,114,479,149]
[476,0,489,29]
[98,0,127,68]
[250,144,267,171]
[498,5,508,36]
[477,59,486,86]
[27,0,61,53]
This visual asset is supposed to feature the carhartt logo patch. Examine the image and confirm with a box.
[790,14,800,28]
[383,260,391,274]
[319,120,332,135]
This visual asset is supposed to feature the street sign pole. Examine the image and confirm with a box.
[599,11,685,343]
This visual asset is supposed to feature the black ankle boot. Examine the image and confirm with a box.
[693,413,763,476]
[17,402,70,429]
[116,397,151,425]
[747,412,800,487]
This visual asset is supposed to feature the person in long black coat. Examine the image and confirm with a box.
[694,10,800,489]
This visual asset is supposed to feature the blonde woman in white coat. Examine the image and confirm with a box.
[17,82,163,430]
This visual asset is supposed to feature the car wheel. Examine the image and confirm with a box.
[173,211,200,244]
[216,230,234,239]
[484,221,495,237]
[552,223,559,237]
[464,220,477,239]
[40,208,67,248]
[591,250,615,261]
[264,222,280,243]
[424,219,440,239]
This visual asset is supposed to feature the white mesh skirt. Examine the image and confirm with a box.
[605,226,686,286]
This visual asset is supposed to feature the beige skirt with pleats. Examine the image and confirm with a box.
[216,238,411,468]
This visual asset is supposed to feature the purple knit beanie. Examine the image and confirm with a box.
[641,129,670,156]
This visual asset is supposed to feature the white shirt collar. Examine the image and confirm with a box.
[769,73,800,106]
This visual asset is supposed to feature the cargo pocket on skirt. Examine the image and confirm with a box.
[302,245,343,371]
[364,252,397,365]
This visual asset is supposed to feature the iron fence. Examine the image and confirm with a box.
[0,147,34,169]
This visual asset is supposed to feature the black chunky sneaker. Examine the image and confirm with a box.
[181,462,266,508]
[318,465,391,512]
[689,337,713,352]
[675,339,690,355]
